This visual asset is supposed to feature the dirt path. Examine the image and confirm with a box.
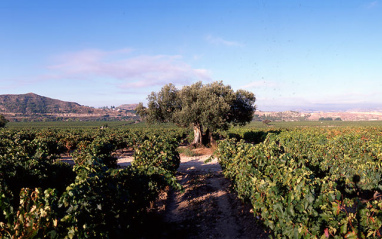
[140,152,269,239]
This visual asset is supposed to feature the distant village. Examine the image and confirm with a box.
[255,110,382,122]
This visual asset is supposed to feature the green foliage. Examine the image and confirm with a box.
[0,129,74,206]
[136,81,256,145]
[319,117,333,121]
[0,115,8,128]
[215,127,382,238]
[133,135,180,173]
[60,159,161,238]
[0,127,183,238]
[72,135,118,168]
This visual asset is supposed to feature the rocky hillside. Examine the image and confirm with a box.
[0,93,137,122]
[117,104,139,111]
[0,93,97,114]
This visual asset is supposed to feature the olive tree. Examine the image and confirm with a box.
[0,115,8,128]
[136,81,256,146]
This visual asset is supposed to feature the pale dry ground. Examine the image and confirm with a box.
[153,151,269,239]
[60,148,269,238]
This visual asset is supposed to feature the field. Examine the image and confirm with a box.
[219,126,382,238]
[6,120,138,129]
[2,121,382,238]
[8,119,382,129]
[241,120,382,128]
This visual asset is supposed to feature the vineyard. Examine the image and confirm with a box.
[0,127,187,238]
[216,127,382,238]
[1,123,382,238]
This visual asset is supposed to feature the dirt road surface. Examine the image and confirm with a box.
[136,150,269,239]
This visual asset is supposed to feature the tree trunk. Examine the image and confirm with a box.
[192,124,203,146]
[203,128,216,147]
[209,130,217,147]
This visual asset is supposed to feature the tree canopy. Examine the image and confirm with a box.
[136,81,256,145]
[0,115,9,128]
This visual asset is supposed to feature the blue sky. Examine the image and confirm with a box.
[1,0,381,111]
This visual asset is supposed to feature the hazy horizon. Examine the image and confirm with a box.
[1,1,381,111]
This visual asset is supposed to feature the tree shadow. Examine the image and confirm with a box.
[228,130,282,144]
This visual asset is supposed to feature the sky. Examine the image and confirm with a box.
[1,0,381,111]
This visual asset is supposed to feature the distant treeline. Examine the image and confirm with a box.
[319,117,342,121]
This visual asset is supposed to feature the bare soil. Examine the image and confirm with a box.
[135,148,269,239]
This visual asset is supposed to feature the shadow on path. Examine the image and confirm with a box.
[136,156,269,239]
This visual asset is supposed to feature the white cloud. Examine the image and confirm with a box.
[45,49,211,88]
[205,35,244,47]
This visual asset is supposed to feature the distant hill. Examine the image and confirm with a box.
[0,93,137,122]
[0,93,97,114]
[117,104,138,111]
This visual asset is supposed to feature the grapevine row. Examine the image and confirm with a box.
[216,127,382,238]
[0,128,186,238]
